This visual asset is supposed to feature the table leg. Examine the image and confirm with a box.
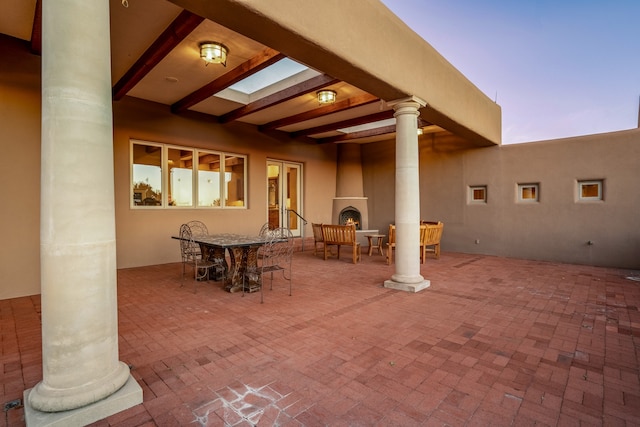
[200,244,228,281]
[242,245,262,293]
[225,245,262,293]
[225,247,244,292]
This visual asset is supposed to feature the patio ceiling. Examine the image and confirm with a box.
[0,0,499,148]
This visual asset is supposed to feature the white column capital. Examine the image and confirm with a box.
[386,95,427,110]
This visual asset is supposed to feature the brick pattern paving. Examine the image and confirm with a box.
[1,251,639,426]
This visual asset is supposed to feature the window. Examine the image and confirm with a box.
[167,146,193,207]
[518,183,539,202]
[578,180,603,201]
[131,140,246,209]
[469,186,487,204]
[197,151,222,206]
[132,142,162,206]
[224,155,246,207]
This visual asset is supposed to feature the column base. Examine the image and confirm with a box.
[23,374,142,427]
[384,279,431,293]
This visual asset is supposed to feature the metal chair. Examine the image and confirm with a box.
[258,222,270,237]
[184,220,226,281]
[244,227,293,303]
[186,220,208,236]
[179,224,218,292]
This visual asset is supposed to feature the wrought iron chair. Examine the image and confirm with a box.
[183,220,226,281]
[244,227,294,303]
[179,224,218,292]
[186,220,208,236]
[258,222,270,237]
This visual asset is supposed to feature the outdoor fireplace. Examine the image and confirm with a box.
[339,206,362,230]
[330,144,378,245]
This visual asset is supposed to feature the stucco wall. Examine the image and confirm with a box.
[0,36,338,299]
[112,97,337,269]
[363,130,640,269]
[0,37,42,300]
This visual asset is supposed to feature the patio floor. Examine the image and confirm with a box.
[2,249,640,426]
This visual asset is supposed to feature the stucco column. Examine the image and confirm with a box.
[384,97,430,292]
[25,0,141,424]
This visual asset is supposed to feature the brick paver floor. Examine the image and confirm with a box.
[1,250,639,426]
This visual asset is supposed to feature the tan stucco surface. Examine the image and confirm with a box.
[0,36,41,299]
[112,97,338,269]
[169,0,502,147]
[363,130,640,269]
[1,3,638,300]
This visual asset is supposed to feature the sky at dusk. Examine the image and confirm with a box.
[380,1,640,144]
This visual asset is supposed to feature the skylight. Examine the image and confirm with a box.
[338,118,396,134]
[229,58,308,95]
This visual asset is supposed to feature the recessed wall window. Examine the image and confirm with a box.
[469,186,487,204]
[578,180,603,201]
[518,183,539,202]
[131,140,247,209]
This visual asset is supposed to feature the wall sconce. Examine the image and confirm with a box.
[417,128,424,136]
[199,42,228,67]
[317,90,337,104]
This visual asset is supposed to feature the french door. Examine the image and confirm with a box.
[267,160,302,237]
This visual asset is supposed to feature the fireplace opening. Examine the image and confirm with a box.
[339,206,362,230]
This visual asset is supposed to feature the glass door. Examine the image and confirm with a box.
[267,160,302,237]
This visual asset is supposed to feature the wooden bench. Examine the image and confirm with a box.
[321,224,361,264]
[421,221,444,262]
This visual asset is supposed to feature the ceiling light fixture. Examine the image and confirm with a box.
[199,42,228,67]
[317,90,337,104]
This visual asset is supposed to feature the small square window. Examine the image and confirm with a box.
[578,180,603,201]
[518,183,539,202]
[469,186,487,204]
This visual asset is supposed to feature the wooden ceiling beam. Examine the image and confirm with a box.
[112,10,204,100]
[258,93,379,131]
[171,48,285,113]
[30,0,41,55]
[291,110,394,138]
[315,125,396,144]
[218,74,340,123]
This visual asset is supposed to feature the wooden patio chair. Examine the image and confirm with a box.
[311,223,324,256]
[386,224,395,265]
[421,221,444,261]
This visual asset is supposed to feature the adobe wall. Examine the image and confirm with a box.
[111,97,337,269]
[0,36,338,299]
[363,130,640,269]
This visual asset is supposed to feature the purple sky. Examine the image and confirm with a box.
[380,1,640,144]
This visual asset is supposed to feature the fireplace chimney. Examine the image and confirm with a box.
[332,143,370,230]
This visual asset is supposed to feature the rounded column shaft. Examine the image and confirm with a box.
[29,0,130,412]
[385,98,430,292]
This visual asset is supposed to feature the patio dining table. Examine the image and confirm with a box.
[173,233,269,293]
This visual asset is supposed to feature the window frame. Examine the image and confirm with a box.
[468,185,487,204]
[577,179,603,202]
[166,144,194,208]
[517,183,539,203]
[131,140,163,208]
[130,140,247,210]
